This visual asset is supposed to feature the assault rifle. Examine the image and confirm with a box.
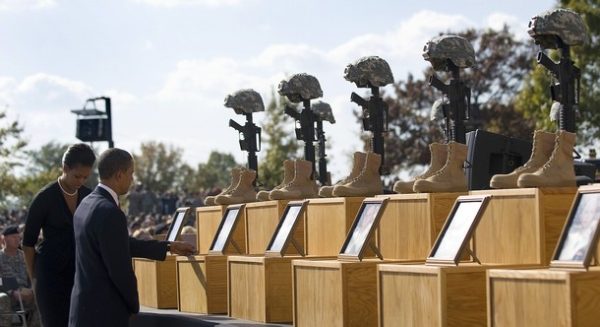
[284,100,317,179]
[229,113,261,178]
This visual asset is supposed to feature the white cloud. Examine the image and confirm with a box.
[132,0,241,7]
[485,12,530,40]
[0,0,56,11]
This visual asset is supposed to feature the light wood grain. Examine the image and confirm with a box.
[175,255,228,314]
[196,206,226,254]
[244,200,288,254]
[133,256,177,308]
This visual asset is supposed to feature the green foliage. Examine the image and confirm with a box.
[0,111,27,209]
[132,141,184,194]
[194,151,239,191]
[258,88,300,189]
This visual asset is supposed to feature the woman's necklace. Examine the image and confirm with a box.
[58,177,78,197]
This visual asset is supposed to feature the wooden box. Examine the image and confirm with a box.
[175,255,228,314]
[376,192,465,260]
[470,187,577,265]
[244,200,289,254]
[196,205,226,254]
[133,255,177,309]
[305,197,364,256]
[377,263,525,327]
[488,267,600,327]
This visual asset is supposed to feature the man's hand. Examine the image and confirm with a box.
[169,241,196,256]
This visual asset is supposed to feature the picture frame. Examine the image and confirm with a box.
[426,195,491,266]
[265,200,308,257]
[551,185,600,270]
[208,204,245,255]
[337,197,389,261]
[165,207,191,243]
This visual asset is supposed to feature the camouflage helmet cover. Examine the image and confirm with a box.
[343,56,394,87]
[278,73,323,103]
[423,34,476,71]
[224,89,265,114]
[311,101,336,124]
[528,8,587,48]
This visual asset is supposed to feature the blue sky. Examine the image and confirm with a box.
[1,0,556,181]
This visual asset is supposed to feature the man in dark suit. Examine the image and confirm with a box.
[69,148,195,327]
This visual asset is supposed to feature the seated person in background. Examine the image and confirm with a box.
[0,225,40,327]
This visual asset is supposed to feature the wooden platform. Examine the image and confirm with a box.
[244,200,289,254]
[176,255,228,314]
[196,205,227,254]
[376,192,465,259]
[377,263,534,327]
[470,187,577,265]
[488,267,600,327]
[134,255,178,309]
[305,197,363,256]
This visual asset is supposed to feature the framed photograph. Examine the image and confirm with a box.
[265,200,308,257]
[165,207,191,243]
[338,197,389,261]
[551,185,600,270]
[426,195,491,266]
[208,204,245,255]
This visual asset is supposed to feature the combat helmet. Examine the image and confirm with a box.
[311,101,336,124]
[278,73,323,103]
[224,89,265,115]
[344,56,394,88]
[423,34,476,71]
[528,8,587,49]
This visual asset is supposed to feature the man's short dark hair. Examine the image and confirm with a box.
[63,143,96,168]
[98,148,133,180]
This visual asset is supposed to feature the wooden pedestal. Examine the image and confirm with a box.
[470,187,576,265]
[377,263,531,327]
[196,205,226,254]
[376,192,465,260]
[305,197,364,256]
[292,259,412,327]
[244,200,289,254]
[488,267,600,327]
[175,255,228,314]
[133,255,177,309]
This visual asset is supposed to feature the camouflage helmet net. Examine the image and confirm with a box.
[278,73,323,103]
[528,8,587,49]
[311,101,336,124]
[343,56,394,87]
[423,34,476,71]
[224,89,265,114]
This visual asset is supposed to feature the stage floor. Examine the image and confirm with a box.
[135,306,292,327]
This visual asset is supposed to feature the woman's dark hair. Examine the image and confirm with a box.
[62,143,96,168]
[97,148,133,180]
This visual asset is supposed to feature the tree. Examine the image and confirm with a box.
[132,141,184,194]
[374,26,534,174]
[194,151,239,191]
[258,88,301,188]
[0,111,27,208]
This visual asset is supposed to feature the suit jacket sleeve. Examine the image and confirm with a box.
[129,237,168,261]
[97,208,140,314]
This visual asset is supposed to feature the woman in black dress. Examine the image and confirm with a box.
[23,143,95,327]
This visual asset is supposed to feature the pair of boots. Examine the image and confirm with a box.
[393,142,468,193]
[204,167,257,206]
[319,151,383,197]
[490,130,576,188]
[258,160,319,200]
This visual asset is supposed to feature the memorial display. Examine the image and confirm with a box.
[265,200,308,257]
[312,100,336,186]
[318,151,366,198]
[214,167,257,205]
[209,204,245,254]
[338,197,388,261]
[165,207,191,243]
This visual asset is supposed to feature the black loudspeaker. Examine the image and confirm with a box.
[76,118,110,142]
[465,129,533,190]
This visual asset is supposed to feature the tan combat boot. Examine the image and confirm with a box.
[332,152,383,197]
[393,143,447,193]
[256,160,295,201]
[489,130,555,189]
[413,141,468,193]
[319,152,367,197]
[205,167,243,205]
[214,169,257,205]
[269,160,319,200]
[517,130,577,188]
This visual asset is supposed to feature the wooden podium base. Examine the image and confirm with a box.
[377,263,535,327]
[470,187,576,265]
[377,192,465,259]
[244,200,289,254]
[488,267,600,327]
[133,255,177,309]
[292,258,415,327]
[196,205,226,254]
[175,255,228,314]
